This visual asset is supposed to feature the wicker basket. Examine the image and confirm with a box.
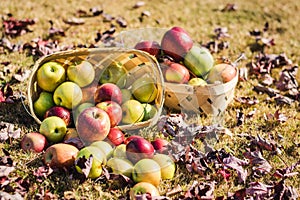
[114,28,239,118]
[27,48,165,131]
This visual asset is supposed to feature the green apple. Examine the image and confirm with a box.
[36,61,66,92]
[132,158,161,187]
[90,141,113,159]
[142,103,157,121]
[53,81,82,109]
[130,182,160,199]
[184,45,214,79]
[107,157,133,177]
[153,154,176,180]
[188,77,208,86]
[131,77,158,103]
[121,100,144,124]
[67,61,95,87]
[99,61,127,88]
[33,91,55,118]
[39,116,67,143]
[73,102,94,123]
[121,88,133,103]
[75,146,106,179]
[113,144,127,159]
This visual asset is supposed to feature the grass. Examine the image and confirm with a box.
[0,0,299,199]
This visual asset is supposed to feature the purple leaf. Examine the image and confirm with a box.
[0,122,21,141]
[245,182,273,198]
[243,150,272,175]
[74,155,93,178]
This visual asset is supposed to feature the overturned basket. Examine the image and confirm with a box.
[27,48,165,131]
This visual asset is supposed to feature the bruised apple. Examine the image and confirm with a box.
[43,143,79,168]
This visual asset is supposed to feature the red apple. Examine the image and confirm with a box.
[126,137,154,163]
[81,83,98,103]
[76,106,111,145]
[124,135,144,145]
[43,143,79,168]
[164,62,190,84]
[134,41,161,57]
[21,132,48,153]
[207,63,237,84]
[94,83,122,105]
[161,26,194,62]
[106,127,125,146]
[44,106,71,126]
[151,138,169,154]
[96,101,122,127]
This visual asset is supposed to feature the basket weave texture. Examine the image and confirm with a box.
[27,48,165,131]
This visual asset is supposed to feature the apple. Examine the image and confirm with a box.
[67,60,95,87]
[121,100,144,124]
[94,83,122,105]
[90,140,113,159]
[142,103,157,121]
[36,61,66,92]
[112,144,127,159]
[44,106,71,126]
[134,40,161,57]
[188,77,208,86]
[124,135,144,145]
[21,132,48,153]
[107,157,133,177]
[183,45,214,78]
[121,88,132,103]
[53,81,83,109]
[206,63,237,84]
[43,143,79,168]
[75,146,106,179]
[151,138,169,154]
[73,102,94,123]
[39,116,67,143]
[96,101,122,127]
[131,77,158,103]
[132,158,161,187]
[153,154,176,180]
[106,127,125,146]
[164,62,190,84]
[126,137,154,164]
[161,26,194,62]
[81,83,98,103]
[76,107,110,145]
[33,91,55,118]
[99,61,127,88]
[130,182,160,199]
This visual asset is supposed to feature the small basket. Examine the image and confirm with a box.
[164,71,238,116]
[27,48,165,131]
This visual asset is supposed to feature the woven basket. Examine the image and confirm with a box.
[27,48,165,131]
[164,71,238,116]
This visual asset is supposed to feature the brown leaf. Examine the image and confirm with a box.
[245,182,273,198]
[33,166,53,182]
[243,150,272,176]
[235,96,259,105]
[0,122,21,141]
[74,155,93,178]
[133,1,145,9]
[2,15,36,37]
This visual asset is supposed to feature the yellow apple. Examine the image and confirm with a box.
[53,81,82,109]
[36,61,66,92]
[67,60,95,87]
[121,100,144,124]
[153,154,176,179]
[131,77,158,103]
[107,157,133,177]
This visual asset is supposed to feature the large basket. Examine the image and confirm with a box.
[114,28,239,118]
[27,48,165,131]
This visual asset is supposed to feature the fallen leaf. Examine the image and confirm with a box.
[2,15,36,37]
[0,122,21,141]
[243,150,272,176]
[133,1,145,9]
[74,155,93,178]
[13,69,31,82]
[0,191,23,200]
[235,96,259,105]
[63,17,85,25]
[221,3,238,12]
[0,166,15,177]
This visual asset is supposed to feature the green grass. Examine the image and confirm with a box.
[0,0,299,199]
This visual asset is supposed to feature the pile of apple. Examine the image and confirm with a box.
[134,26,237,86]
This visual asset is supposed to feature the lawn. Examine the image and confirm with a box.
[0,0,299,199]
